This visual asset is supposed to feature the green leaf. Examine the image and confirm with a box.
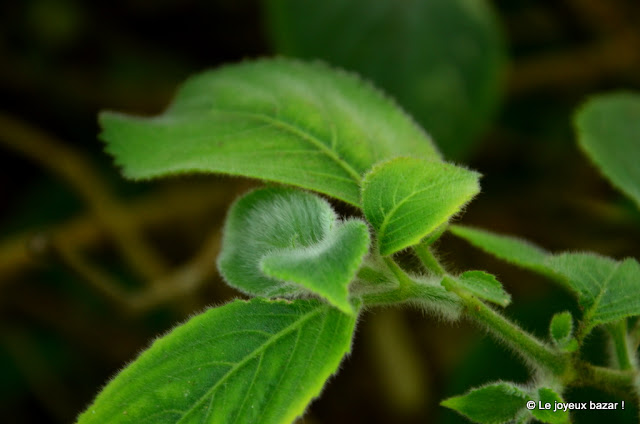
[218,187,369,314]
[549,312,573,344]
[441,382,529,424]
[574,92,640,208]
[362,158,480,255]
[100,58,441,206]
[458,271,511,307]
[532,388,570,424]
[450,225,640,329]
[264,0,506,159]
[549,312,578,352]
[547,253,640,328]
[76,298,356,424]
[449,225,552,277]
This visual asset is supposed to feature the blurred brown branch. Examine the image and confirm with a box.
[508,29,640,95]
[0,112,168,283]
[0,113,252,316]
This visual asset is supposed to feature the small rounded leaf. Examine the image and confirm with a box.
[549,311,573,346]
[218,187,369,314]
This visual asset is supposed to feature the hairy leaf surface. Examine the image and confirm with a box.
[100,58,441,206]
[441,382,529,424]
[218,188,369,314]
[574,92,640,208]
[265,0,506,159]
[451,225,640,328]
[362,158,479,255]
[458,270,510,307]
[76,298,356,424]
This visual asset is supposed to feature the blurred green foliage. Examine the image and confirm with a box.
[265,0,506,160]
[1,0,639,423]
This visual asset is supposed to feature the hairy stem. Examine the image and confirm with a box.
[413,243,445,276]
[361,257,460,315]
[630,318,640,352]
[608,320,634,371]
[573,361,638,400]
[442,276,568,376]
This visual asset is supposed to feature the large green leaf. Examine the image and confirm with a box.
[264,0,506,159]
[441,382,530,424]
[218,187,369,314]
[362,158,479,255]
[574,92,640,208]
[76,298,356,424]
[450,225,640,329]
[100,58,441,206]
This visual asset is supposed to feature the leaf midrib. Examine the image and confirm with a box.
[210,108,363,184]
[175,305,327,423]
[377,180,440,241]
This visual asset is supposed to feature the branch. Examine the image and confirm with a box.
[508,30,640,95]
[0,112,168,284]
[0,179,246,282]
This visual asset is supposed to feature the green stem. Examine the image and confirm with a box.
[608,320,634,371]
[630,318,640,351]
[361,258,460,314]
[573,361,637,400]
[442,276,568,376]
[413,243,445,276]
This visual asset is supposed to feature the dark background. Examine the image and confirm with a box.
[1,1,640,423]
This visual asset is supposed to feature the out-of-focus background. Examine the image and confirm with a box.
[1,1,639,423]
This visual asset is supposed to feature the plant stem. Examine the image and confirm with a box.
[630,318,640,352]
[361,258,460,315]
[573,360,638,400]
[413,243,445,276]
[607,320,634,370]
[442,276,568,376]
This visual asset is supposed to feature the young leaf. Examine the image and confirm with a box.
[362,158,480,255]
[549,312,572,343]
[264,0,506,160]
[547,253,640,328]
[549,312,577,352]
[441,382,530,424]
[76,298,356,424]
[532,387,570,424]
[458,270,511,307]
[574,92,640,208]
[100,58,441,206]
[218,187,369,314]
